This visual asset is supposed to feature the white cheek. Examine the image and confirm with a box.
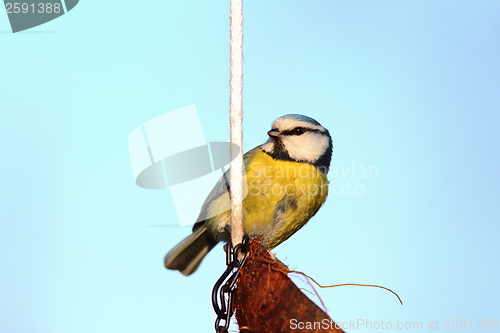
[282,134,328,162]
[261,139,274,153]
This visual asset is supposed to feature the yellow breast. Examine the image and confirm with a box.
[207,149,329,248]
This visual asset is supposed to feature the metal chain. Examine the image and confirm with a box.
[212,237,249,333]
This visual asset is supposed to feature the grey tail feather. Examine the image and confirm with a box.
[164,226,218,276]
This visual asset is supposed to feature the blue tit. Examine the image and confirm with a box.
[164,114,333,275]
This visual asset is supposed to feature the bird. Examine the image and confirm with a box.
[164,114,333,276]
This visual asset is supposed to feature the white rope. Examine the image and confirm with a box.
[229,0,244,247]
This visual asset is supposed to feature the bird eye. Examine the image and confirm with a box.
[294,127,306,135]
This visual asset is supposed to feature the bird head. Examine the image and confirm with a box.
[261,114,333,174]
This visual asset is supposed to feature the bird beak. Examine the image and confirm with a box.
[267,129,280,138]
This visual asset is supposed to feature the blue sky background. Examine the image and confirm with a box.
[1,1,499,332]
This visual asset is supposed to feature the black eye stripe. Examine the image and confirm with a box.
[281,127,321,136]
